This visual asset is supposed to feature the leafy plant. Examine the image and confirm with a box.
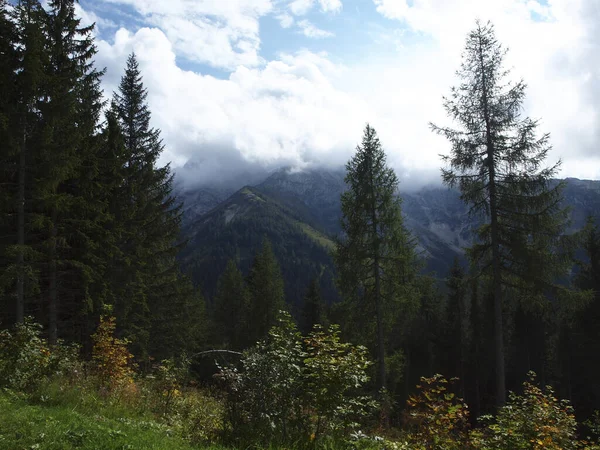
[91,310,135,389]
[217,311,376,447]
[403,374,472,449]
[476,372,579,450]
[304,324,375,440]
[0,317,80,392]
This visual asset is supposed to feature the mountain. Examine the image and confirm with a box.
[177,167,600,306]
[178,185,339,308]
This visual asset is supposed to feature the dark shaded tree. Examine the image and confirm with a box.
[334,124,418,392]
[213,259,250,350]
[431,21,574,406]
[300,277,327,334]
[246,239,286,344]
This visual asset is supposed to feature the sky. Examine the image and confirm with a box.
[75,0,600,189]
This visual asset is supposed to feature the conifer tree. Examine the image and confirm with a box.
[0,0,22,322]
[41,0,105,342]
[334,124,418,392]
[246,239,286,344]
[300,277,327,334]
[444,258,466,396]
[569,217,600,416]
[213,259,250,350]
[431,21,572,406]
[110,52,186,359]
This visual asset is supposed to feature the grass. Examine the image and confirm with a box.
[295,221,336,250]
[0,390,227,450]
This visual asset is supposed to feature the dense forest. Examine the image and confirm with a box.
[1,2,600,449]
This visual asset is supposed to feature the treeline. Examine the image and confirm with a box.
[0,0,204,361]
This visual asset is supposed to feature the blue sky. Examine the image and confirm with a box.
[74,0,600,187]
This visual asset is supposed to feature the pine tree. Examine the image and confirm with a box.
[213,259,250,350]
[110,52,187,359]
[431,21,573,406]
[41,0,105,342]
[0,0,22,322]
[246,239,286,345]
[300,277,327,334]
[334,124,418,392]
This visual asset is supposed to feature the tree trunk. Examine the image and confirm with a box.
[478,29,505,407]
[48,208,58,344]
[16,127,26,323]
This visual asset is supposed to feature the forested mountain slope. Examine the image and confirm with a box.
[178,168,600,303]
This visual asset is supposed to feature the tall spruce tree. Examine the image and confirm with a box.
[334,124,418,392]
[0,0,24,322]
[246,239,286,345]
[431,20,573,406]
[41,0,105,342]
[110,52,187,359]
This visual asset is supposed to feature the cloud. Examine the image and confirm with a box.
[276,13,295,28]
[288,0,342,16]
[101,0,272,69]
[371,0,600,179]
[94,28,370,187]
[297,19,334,38]
[83,0,600,190]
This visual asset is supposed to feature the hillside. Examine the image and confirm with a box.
[178,168,600,306]
[179,186,338,307]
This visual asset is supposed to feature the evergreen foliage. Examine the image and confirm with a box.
[213,259,250,350]
[300,277,328,334]
[246,239,286,344]
[334,124,419,391]
[431,20,576,406]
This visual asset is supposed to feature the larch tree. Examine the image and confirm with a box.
[431,20,573,406]
[334,124,418,392]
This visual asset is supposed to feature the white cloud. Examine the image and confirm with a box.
[288,0,342,16]
[277,13,295,28]
[317,0,342,13]
[101,0,273,69]
[82,0,600,188]
[297,19,334,38]
[289,0,314,15]
[95,28,369,184]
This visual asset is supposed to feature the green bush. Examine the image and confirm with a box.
[0,318,80,392]
[304,324,375,440]
[217,311,375,447]
[474,372,579,450]
[402,374,472,450]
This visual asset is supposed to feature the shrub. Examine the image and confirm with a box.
[91,311,135,390]
[217,311,375,447]
[403,374,472,450]
[304,324,375,440]
[217,311,305,445]
[476,372,579,450]
[0,318,80,392]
